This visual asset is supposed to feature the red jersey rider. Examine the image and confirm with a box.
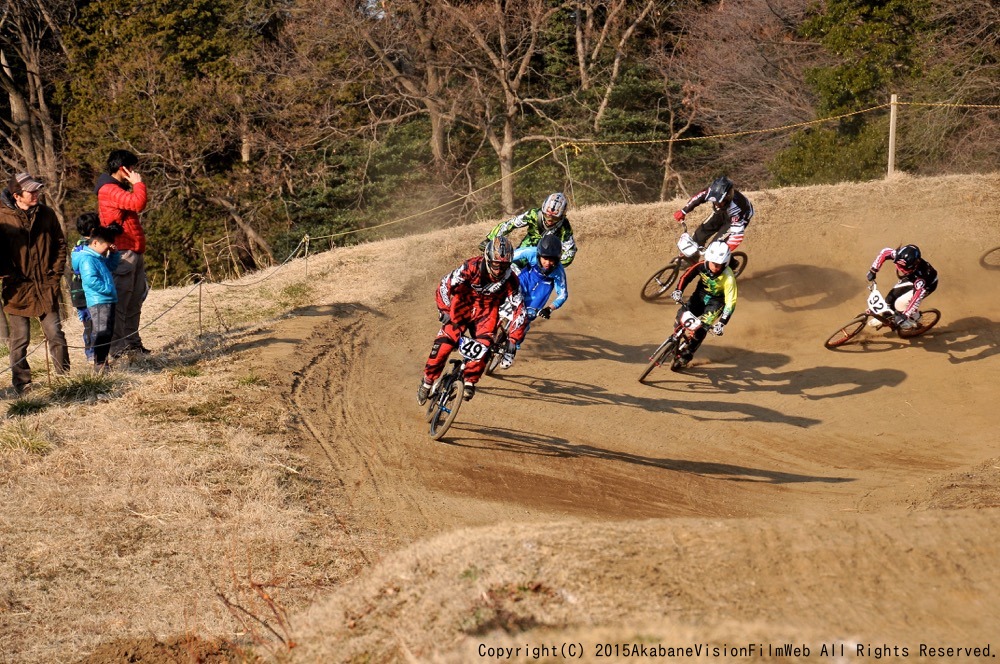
[866,244,938,329]
[418,237,527,404]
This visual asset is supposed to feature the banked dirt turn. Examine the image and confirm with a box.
[270,174,1000,661]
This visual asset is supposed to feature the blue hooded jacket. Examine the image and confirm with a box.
[71,245,120,307]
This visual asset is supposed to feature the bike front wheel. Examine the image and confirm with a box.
[485,326,509,376]
[640,261,682,302]
[824,314,868,349]
[639,337,678,382]
[730,252,748,277]
[429,373,464,440]
[898,309,941,339]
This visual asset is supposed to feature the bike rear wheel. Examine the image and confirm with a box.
[429,370,464,440]
[730,252,748,277]
[824,314,868,349]
[640,261,682,302]
[639,337,678,382]
[898,309,941,339]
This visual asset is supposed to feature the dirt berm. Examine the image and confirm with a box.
[257,173,1000,662]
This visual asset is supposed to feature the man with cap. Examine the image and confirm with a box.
[0,172,70,394]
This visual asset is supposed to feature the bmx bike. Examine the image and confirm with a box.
[640,220,747,302]
[823,282,940,349]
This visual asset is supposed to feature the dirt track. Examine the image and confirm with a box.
[262,174,1000,660]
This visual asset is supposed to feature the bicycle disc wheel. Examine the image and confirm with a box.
[730,252,748,277]
[824,315,868,349]
[898,309,941,339]
[640,262,681,302]
[429,375,464,440]
[639,338,678,382]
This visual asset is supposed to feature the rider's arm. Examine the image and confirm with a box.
[486,209,532,241]
[720,271,738,323]
[870,247,895,272]
[439,260,474,309]
[551,266,568,309]
[681,188,709,215]
[676,261,701,292]
[513,246,535,264]
[559,232,577,266]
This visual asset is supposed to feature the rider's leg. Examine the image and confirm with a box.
[462,315,499,385]
[691,210,728,247]
[423,323,462,384]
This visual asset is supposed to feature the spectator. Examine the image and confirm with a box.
[71,224,122,372]
[69,212,102,361]
[95,149,149,356]
[0,172,70,394]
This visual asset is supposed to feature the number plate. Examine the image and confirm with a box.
[457,336,489,361]
[867,288,891,315]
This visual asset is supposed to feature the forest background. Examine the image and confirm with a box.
[1,0,997,285]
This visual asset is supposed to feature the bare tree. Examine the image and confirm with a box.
[655,0,823,187]
[0,0,72,227]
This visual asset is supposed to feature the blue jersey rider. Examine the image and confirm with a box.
[503,235,568,367]
[669,241,738,370]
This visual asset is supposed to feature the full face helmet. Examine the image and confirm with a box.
[706,176,734,211]
[483,236,514,280]
[894,244,921,274]
[536,234,562,274]
[541,192,568,229]
[704,241,731,274]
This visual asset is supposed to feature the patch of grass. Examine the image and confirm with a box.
[0,419,55,454]
[48,373,121,402]
[279,282,313,308]
[171,365,202,378]
[7,397,50,418]
[237,372,269,387]
[460,565,482,581]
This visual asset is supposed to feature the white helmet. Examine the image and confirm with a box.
[704,241,731,266]
[541,192,567,226]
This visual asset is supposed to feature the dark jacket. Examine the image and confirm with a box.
[0,189,67,317]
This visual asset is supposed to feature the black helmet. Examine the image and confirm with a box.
[537,234,561,259]
[536,234,561,273]
[707,176,734,209]
[483,236,514,279]
[894,244,921,272]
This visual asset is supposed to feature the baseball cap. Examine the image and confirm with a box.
[9,172,44,195]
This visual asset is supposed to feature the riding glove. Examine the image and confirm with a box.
[712,321,725,336]
[673,210,686,222]
[866,270,877,282]
[670,289,683,303]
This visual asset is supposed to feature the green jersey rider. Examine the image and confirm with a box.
[669,241,738,370]
[480,192,577,267]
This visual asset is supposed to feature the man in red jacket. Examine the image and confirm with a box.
[95,149,149,357]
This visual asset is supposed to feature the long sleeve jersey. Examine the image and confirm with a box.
[485,208,578,266]
[677,261,738,324]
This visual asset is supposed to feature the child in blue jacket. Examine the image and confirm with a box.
[71,225,121,370]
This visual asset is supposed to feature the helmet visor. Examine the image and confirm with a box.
[487,258,510,277]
